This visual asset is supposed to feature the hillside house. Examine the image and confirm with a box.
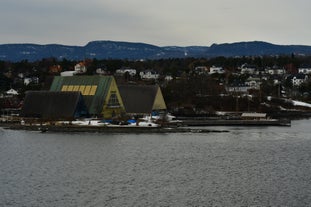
[226,83,250,93]
[194,66,208,75]
[265,66,286,75]
[287,74,308,86]
[115,68,137,76]
[74,62,87,74]
[209,66,225,74]
[24,77,39,85]
[245,77,261,89]
[164,75,173,81]
[298,67,311,74]
[96,68,109,75]
[240,64,257,74]
[6,88,19,96]
[140,70,159,80]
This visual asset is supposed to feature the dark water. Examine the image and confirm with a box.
[1,120,311,207]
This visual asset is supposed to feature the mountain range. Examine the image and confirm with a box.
[1,40,311,62]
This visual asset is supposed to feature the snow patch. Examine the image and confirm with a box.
[291,100,311,108]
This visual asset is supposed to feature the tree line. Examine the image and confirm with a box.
[1,55,311,112]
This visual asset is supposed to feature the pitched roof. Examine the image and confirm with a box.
[49,76,113,114]
[118,84,166,114]
[21,91,88,120]
[6,88,18,95]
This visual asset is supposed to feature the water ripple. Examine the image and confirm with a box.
[1,120,311,206]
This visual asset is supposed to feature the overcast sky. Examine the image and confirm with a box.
[1,0,310,46]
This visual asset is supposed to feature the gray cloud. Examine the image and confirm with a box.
[1,0,311,46]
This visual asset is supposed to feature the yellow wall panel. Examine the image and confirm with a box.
[72,85,79,91]
[89,86,97,95]
[61,85,68,91]
[153,88,167,110]
[79,85,85,94]
[67,85,74,91]
[84,85,91,95]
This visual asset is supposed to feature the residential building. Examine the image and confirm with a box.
[140,70,159,80]
[209,66,225,74]
[298,67,311,74]
[265,66,286,75]
[115,68,137,76]
[24,77,39,85]
[287,74,308,86]
[240,63,257,74]
[194,66,208,75]
[74,62,87,74]
[245,77,261,89]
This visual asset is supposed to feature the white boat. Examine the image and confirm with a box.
[70,120,107,126]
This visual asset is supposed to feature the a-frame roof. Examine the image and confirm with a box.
[49,76,113,115]
[21,91,88,120]
[118,84,166,114]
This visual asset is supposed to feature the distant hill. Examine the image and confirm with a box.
[1,40,311,62]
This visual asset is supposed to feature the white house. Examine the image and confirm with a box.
[140,70,159,80]
[24,78,32,85]
[245,77,261,89]
[288,74,308,86]
[226,85,250,93]
[194,66,208,75]
[164,75,173,81]
[6,88,19,95]
[96,68,109,75]
[209,66,225,74]
[240,64,257,74]
[74,62,87,74]
[115,68,137,76]
[298,67,311,74]
[24,77,39,85]
[265,66,286,75]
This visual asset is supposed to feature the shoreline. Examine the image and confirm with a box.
[0,123,229,134]
[179,118,291,127]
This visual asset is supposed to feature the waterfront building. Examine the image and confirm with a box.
[21,91,89,121]
[50,76,125,119]
[118,84,167,115]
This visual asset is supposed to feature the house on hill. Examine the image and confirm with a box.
[287,74,308,86]
[50,76,125,118]
[139,70,159,80]
[21,91,89,121]
[118,84,167,115]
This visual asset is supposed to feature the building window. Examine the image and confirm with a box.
[61,85,97,95]
[107,92,120,108]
